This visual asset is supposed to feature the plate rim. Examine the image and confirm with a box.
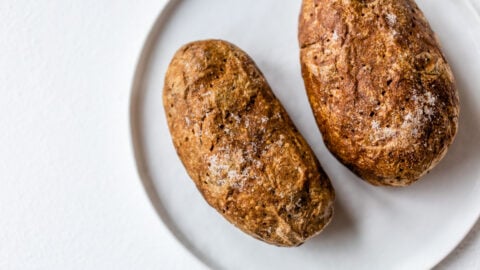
[129,0,210,268]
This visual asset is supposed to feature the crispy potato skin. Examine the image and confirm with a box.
[299,0,459,186]
[163,40,335,246]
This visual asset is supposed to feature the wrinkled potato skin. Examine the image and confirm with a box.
[163,40,335,246]
[299,0,459,186]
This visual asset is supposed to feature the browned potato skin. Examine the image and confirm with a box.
[163,40,335,246]
[299,0,459,186]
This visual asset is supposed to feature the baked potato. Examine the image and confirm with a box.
[163,40,335,246]
[299,0,459,186]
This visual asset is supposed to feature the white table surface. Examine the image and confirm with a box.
[0,1,478,269]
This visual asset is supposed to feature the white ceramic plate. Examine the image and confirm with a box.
[130,1,480,269]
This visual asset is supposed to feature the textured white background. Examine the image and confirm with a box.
[0,0,477,269]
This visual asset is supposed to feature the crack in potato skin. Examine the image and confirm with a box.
[299,0,459,186]
[163,40,335,246]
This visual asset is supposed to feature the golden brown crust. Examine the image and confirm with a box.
[299,0,459,186]
[163,40,335,246]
